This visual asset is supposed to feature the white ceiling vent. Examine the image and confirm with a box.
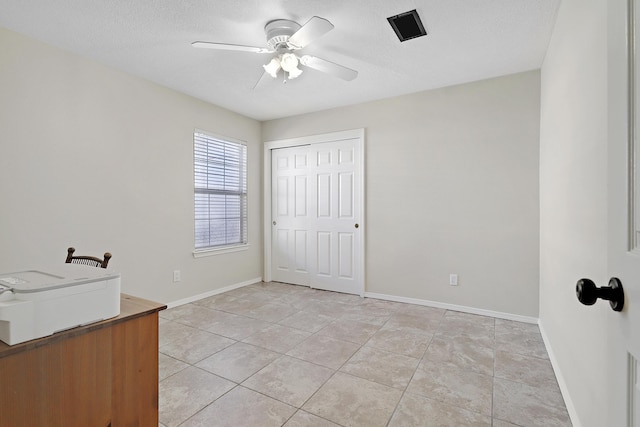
[387,9,427,42]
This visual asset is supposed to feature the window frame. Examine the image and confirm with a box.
[193,129,249,257]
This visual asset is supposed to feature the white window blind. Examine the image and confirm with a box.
[194,131,247,250]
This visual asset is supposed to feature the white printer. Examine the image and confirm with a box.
[0,264,121,345]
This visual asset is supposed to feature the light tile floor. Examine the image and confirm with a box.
[158,282,572,427]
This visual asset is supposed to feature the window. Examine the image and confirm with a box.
[194,130,247,251]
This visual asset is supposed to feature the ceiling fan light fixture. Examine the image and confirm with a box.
[280,53,299,71]
[286,67,303,79]
[263,57,281,78]
[280,53,303,79]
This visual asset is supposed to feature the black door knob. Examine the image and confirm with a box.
[576,277,624,312]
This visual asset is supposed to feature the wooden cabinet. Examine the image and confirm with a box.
[0,294,166,427]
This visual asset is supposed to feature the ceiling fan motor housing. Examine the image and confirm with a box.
[265,19,301,50]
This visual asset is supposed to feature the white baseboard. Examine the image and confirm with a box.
[538,320,582,427]
[166,277,262,309]
[364,292,539,324]
[166,282,538,324]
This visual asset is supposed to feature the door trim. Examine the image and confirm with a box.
[263,128,365,296]
[628,0,638,252]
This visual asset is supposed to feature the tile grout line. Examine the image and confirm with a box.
[384,309,449,427]
[160,284,567,426]
[281,300,393,426]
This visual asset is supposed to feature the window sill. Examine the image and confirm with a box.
[193,244,250,258]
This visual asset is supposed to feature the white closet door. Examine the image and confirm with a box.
[308,139,361,295]
[270,138,362,295]
[271,145,310,286]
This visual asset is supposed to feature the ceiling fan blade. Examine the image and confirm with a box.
[287,16,334,49]
[191,41,272,54]
[252,70,273,90]
[300,55,358,81]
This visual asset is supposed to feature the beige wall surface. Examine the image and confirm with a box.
[539,0,608,425]
[263,71,541,317]
[1,25,541,318]
[0,28,263,303]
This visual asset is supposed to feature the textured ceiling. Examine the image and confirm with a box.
[0,0,560,121]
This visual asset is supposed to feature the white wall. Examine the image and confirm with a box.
[263,71,541,317]
[0,28,263,303]
[539,0,608,425]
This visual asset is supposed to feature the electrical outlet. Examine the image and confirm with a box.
[449,274,458,286]
[173,270,181,282]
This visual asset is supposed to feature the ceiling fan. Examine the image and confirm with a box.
[192,16,358,84]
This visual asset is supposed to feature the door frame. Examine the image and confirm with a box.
[263,128,365,295]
